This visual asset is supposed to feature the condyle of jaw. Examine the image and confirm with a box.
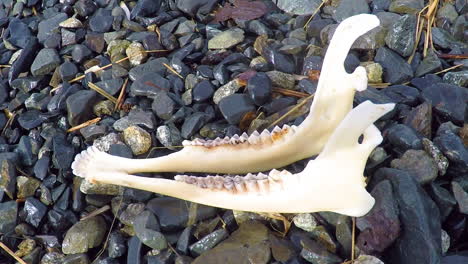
[74,101,395,217]
[71,14,381,176]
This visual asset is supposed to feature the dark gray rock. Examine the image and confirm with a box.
[131,0,161,18]
[443,71,468,87]
[385,14,417,57]
[177,226,193,255]
[247,72,272,106]
[333,0,370,22]
[147,197,217,231]
[73,0,97,17]
[33,156,49,180]
[133,211,167,250]
[52,136,75,170]
[390,150,438,184]
[24,197,47,228]
[37,13,67,43]
[375,47,413,83]
[66,90,98,127]
[300,236,342,264]
[6,18,32,48]
[410,74,443,91]
[262,45,296,74]
[386,123,422,153]
[108,231,127,258]
[127,236,142,264]
[378,168,441,264]
[114,109,156,131]
[31,48,61,76]
[17,110,48,130]
[176,0,218,18]
[357,180,400,255]
[10,76,43,93]
[152,92,176,120]
[452,182,468,214]
[415,50,442,77]
[17,136,37,166]
[0,201,17,234]
[71,44,92,63]
[59,61,78,82]
[181,112,207,139]
[95,78,123,96]
[382,85,419,106]
[193,80,215,103]
[129,58,168,81]
[189,229,229,257]
[79,124,107,142]
[433,131,468,174]
[219,94,256,124]
[89,12,113,33]
[427,183,456,222]
[421,83,467,125]
[131,72,171,97]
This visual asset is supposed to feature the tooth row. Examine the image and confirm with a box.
[174,169,293,194]
[181,124,298,147]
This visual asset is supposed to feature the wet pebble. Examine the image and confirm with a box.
[219,94,256,124]
[192,80,215,103]
[247,72,272,106]
[62,216,107,254]
[133,210,167,250]
[24,197,47,228]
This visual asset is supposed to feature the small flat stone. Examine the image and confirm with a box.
[108,232,127,258]
[193,80,215,103]
[123,126,152,155]
[452,182,468,214]
[391,150,438,184]
[71,44,92,63]
[415,50,442,77]
[66,90,98,127]
[62,216,107,254]
[208,28,244,49]
[126,42,147,66]
[59,17,83,28]
[190,229,229,257]
[385,14,417,57]
[403,102,432,138]
[443,71,468,87]
[152,92,176,120]
[433,131,468,174]
[59,61,78,82]
[31,48,61,76]
[113,109,155,131]
[421,83,466,125]
[300,236,342,264]
[89,13,113,33]
[24,197,47,228]
[386,123,423,153]
[130,72,171,98]
[38,13,67,43]
[389,0,424,14]
[16,176,41,199]
[133,211,167,250]
[293,213,317,232]
[0,159,16,199]
[247,73,272,105]
[213,79,243,104]
[0,201,17,234]
[181,112,207,139]
[375,47,413,84]
[333,0,370,22]
[95,78,123,96]
[262,45,295,74]
[219,94,256,125]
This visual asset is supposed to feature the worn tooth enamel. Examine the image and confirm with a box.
[273,126,282,133]
[257,179,269,193]
[244,173,255,181]
[282,124,290,131]
[182,140,191,146]
[214,176,224,189]
[205,176,215,189]
[223,177,234,190]
[196,177,207,188]
[174,175,185,181]
[291,125,298,132]
[187,176,197,184]
[248,134,260,144]
[233,176,245,192]
[245,178,258,192]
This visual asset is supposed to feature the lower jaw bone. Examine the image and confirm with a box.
[73,101,394,217]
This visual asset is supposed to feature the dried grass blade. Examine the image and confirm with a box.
[268,94,315,129]
[0,242,27,264]
[114,78,129,112]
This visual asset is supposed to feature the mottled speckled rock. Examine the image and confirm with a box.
[123,126,152,155]
[62,216,107,254]
[208,28,244,49]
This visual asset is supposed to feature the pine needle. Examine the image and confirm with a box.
[114,78,129,112]
[80,205,111,221]
[273,88,310,98]
[67,117,102,133]
[0,242,27,264]
[88,82,118,103]
[163,62,184,79]
[303,0,329,30]
[268,94,315,129]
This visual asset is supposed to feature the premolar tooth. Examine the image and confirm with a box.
[244,173,255,181]
[248,132,260,144]
[245,177,258,192]
[273,126,282,133]
[282,124,290,131]
[230,134,240,144]
[205,176,215,189]
[223,176,234,190]
[257,179,269,193]
[239,132,248,142]
[269,169,281,181]
[260,130,272,143]
[174,175,186,181]
[196,177,207,188]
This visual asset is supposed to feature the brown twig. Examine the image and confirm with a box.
[88,82,118,103]
[92,199,122,263]
[437,54,468,59]
[114,78,129,112]
[0,242,27,264]
[81,205,111,221]
[67,117,102,133]
[351,217,356,262]
[303,0,329,30]
[273,88,311,98]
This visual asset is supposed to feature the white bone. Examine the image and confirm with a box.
[75,101,394,216]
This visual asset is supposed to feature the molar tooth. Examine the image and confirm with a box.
[205,176,215,189]
[213,176,224,189]
[182,140,191,146]
[174,175,186,181]
[255,172,268,180]
[245,178,258,192]
[273,126,282,133]
[260,130,272,143]
[239,132,249,142]
[230,134,240,144]
[268,169,281,181]
[257,179,269,193]
[233,176,246,193]
[244,173,255,181]
[214,137,222,145]
[187,176,198,184]
[223,176,234,190]
[282,124,290,131]
[291,125,298,132]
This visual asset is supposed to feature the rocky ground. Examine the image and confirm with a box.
[0,0,467,263]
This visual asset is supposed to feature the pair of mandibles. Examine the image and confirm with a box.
[72,14,394,217]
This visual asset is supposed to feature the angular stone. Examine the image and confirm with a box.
[0,201,17,234]
[123,126,152,155]
[357,180,400,255]
[62,216,107,254]
[133,211,167,250]
[208,28,245,49]
[333,0,370,22]
[0,159,16,199]
[375,47,413,83]
[385,14,417,57]
[391,150,439,184]
[24,197,47,228]
[31,48,61,76]
[219,94,256,125]
[193,221,269,264]
[189,229,229,257]
[421,83,467,125]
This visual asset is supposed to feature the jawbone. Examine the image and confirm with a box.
[71,14,381,176]
[73,101,395,217]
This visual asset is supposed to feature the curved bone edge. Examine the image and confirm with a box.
[70,15,380,177]
[75,101,391,217]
